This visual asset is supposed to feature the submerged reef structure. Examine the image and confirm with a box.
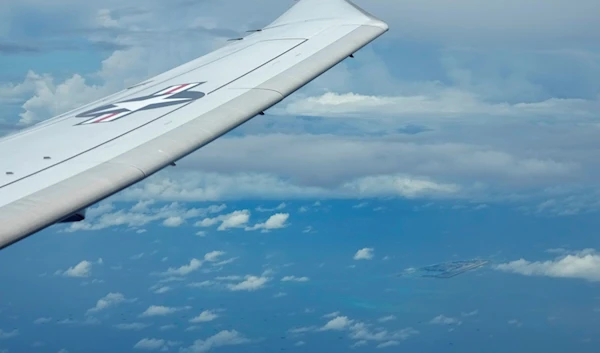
[399,259,489,279]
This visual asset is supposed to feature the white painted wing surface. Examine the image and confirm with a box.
[0,0,388,250]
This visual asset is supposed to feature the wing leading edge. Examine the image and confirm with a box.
[0,0,388,250]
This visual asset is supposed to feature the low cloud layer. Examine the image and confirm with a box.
[496,249,600,282]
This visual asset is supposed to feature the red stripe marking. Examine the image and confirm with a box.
[95,112,118,123]
[164,84,188,94]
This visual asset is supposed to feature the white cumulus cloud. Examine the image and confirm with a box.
[354,248,374,260]
[190,310,219,323]
[140,305,189,317]
[204,251,225,262]
[196,210,250,231]
[162,216,184,227]
[162,259,202,276]
[245,213,290,232]
[227,275,269,291]
[320,316,353,331]
[87,292,135,314]
[61,260,93,277]
[495,249,600,282]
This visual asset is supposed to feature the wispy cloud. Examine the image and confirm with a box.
[429,315,462,326]
[227,275,269,291]
[87,293,136,314]
[281,276,310,282]
[160,251,227,276]
[0,329,18,339]
[114,322,150,331]
[189,310,219,323]
[139,305,190,317]
[180,330,251,353]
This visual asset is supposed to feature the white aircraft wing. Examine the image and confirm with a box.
[0,0,388,250]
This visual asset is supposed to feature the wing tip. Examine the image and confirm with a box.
[267,0,389,31]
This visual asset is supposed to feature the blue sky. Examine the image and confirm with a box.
[2,0,600,352]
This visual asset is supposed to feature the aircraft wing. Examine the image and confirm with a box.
[0,0,388,250]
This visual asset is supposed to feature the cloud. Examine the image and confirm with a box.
[461,310,479,317]
[34,317,52,324]
[188,281,215,288]
[378,315,396,323]
[133,338,165,350]
[64,201,227,233]
[508,319,523,327]
[56,317,100,326]
[180,330,251,353]
[160,251,226,276]
[256,203,287,212]
[116,165,468,206]
[216,211,250,230]
[351,340,367,348]
[212,257,238,267]
[204,251,225,262]
[311,314,419,345]
[140,305,190,317]
[354,248,374,260]
[323,312,341,319]
[0,329,18,339]
[162,216,184,227]
[196,210,250,231]
[245,213,290,232]
[61,260,93,277]
[189,310,219,323]
[130,253,145,260]
[288,326,317,335]
[163,259,203,276]
[377,341,400,348]
[281,276,310,282]
[114,323,150,330]
[227,275,269,291]
[352,0,600,45]
[282,90,600,120]
[495,249,600,281]
[348,323,419,343]
[103,121,593,211]
[119,171,462,203]
[429,315,462,326]
[153,286,171,294]
[87,292,135,314]
[320,316,353,331]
